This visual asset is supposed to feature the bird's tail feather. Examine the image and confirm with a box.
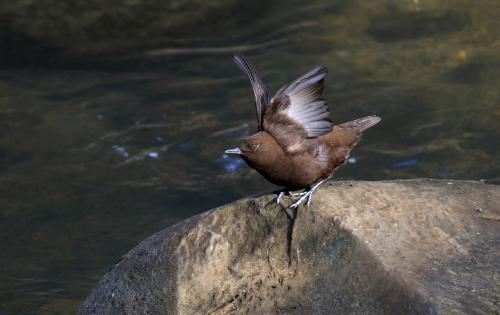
[338,115,381,133]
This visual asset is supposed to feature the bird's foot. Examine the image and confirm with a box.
[289,189,313,209]
[288,177,330,209]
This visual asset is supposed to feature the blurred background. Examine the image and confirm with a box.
[0,0,499,313]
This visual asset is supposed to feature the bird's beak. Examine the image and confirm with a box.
[224,147,242,155]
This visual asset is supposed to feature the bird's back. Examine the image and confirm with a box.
[283,115,381,187]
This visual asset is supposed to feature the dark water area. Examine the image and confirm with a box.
[0,0,499,313]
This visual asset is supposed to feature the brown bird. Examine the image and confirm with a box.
[225,55,381,208]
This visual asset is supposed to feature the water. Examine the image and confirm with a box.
[1,0,499,313]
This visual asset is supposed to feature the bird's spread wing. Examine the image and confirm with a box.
[234,55,271,131]
[263,66,332,153]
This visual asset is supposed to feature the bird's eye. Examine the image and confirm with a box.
[250,143,260,151]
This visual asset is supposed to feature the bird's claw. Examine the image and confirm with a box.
[288,177,329,209]
[277,177,329,209]
[290,191,308,197]
[289,190,313,209]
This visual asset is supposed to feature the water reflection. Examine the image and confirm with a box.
[0,0,499,313]
[216,154,245,173]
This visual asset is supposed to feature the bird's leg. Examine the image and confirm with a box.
[289,177,329,209]
[276,191,285,205]
[276,190,295,220]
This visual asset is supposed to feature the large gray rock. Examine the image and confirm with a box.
[79,179,500,314]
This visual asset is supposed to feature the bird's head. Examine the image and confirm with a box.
[224,132,282,169]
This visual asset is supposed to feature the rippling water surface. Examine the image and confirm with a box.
[1,0,499,313]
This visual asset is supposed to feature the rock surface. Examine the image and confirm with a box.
[79,179,500,315]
